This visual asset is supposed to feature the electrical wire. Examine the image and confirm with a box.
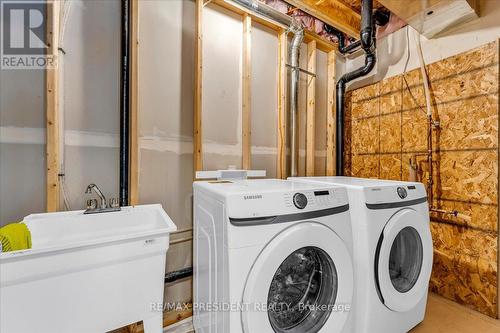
[59,1,73,211]
[402,27,427,116]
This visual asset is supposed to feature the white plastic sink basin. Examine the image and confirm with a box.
[0,204,177,333]
[21,203,177,254]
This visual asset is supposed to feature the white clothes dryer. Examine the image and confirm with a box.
[290,177,433,333]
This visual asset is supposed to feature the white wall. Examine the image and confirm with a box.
[137,1,287,305]
[0,0,120,224]
[0,9,47,225]
[138,0,196,305]
[202,4,243,170]
[62,0,120,210]
[251,22,279,177]
[344,0,500,89]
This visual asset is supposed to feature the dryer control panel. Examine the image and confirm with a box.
[364,183,427,207]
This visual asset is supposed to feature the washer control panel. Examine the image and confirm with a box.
[293,193,308,209]
[284,189,341,210]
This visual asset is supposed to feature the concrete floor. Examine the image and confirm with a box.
[410,293,500,333]
[114,293,500,333]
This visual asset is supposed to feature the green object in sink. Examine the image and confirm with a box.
[0,222,32,252]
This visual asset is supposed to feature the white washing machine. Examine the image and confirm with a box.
[193,179,355,333]
[290,177,433,333]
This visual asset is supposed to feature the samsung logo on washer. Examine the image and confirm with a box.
[244,194,263,200]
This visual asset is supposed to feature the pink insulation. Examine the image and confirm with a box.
[261,0,340,43]
[376,13,407,39]
[260,0,407,45]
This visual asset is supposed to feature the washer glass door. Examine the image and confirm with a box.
[267,247,337,333]
[241,222,353,333]
[376,209,433,312]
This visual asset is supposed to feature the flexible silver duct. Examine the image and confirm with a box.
[288,24,304,177]
[229,0,304,176]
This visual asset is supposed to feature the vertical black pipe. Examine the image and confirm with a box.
[119,0,130,206]
[336,0,376,176]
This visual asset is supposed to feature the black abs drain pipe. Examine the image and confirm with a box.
[336,0,377,175]
[165,267,193,284]
[119,0,131,206]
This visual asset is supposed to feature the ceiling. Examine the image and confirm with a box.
[285,0,392,38]
[339,0,386,13]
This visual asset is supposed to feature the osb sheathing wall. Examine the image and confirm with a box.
[344,41,499,317]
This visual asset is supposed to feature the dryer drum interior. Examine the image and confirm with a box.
[267,246,338,333]
[388,227,424,293]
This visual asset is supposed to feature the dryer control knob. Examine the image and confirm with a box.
[293,193,308,209]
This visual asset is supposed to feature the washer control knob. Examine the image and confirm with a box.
[397,187,408,199]
[293,193,308,209]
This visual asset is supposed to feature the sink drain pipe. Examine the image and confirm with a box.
[165,267,193,284]
[229,0,304,177]
[336,0,376,175]
[119,0,131,206]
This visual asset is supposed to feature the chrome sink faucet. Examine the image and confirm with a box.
[85,183,107,209]
[84,183,120,214]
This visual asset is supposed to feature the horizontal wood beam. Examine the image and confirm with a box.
[214,0,281,32]
[214,0,336,52]
[285,0,360,38]
[117,304,194,333]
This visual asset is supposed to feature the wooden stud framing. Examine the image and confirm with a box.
[46,0,60,212]
[214,0,281,32]
[242,14,252,170]
[306,40,316,176]
[277,30,288,179]
[194,0,203,174]
[196,0,336,180]
[129,0,139,205]
[326,50,337,176]
[213,0,336,52]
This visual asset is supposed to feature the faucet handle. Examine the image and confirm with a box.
[109,198,120,208]
[86,199,98,210]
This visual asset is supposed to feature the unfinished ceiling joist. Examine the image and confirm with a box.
[46,0,61,212]
[214,0,336,52]
[285,0,361,38]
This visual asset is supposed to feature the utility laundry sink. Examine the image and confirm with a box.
[0,204,177,333]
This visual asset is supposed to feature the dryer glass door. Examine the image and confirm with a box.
[389,227,423,293]
[376,209,433,312]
